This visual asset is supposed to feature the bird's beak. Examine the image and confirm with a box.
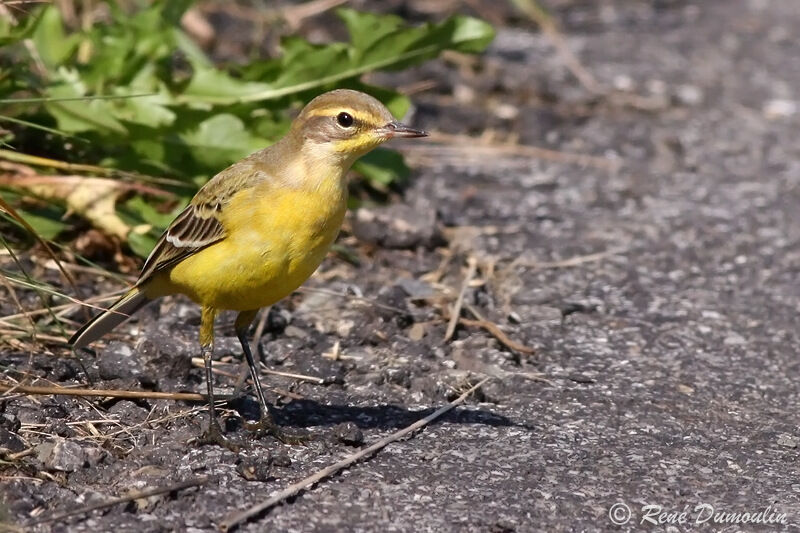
[377,121,428,139]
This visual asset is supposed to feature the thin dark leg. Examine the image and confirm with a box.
[196,306,238,451]
[235,311,309,445]
[237,329,278,429]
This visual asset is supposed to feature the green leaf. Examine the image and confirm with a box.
[15,208,68,240]
[110,89,176,128]
[180,114,269,169]
[181,62,272,105]
[344,82,411,119]
[0,3,494,248]
[44,82,129,135]
[187,11,494,105]
[160,0,195,25]
[127,230,157,258]
[353,148,411,188]
[0,7,41,47]
[78,3,180,86]
[30,6,80,70]
[0,113,77,139]
[338,10,404,54]
[123,195,184,229]
[447,16,497,53]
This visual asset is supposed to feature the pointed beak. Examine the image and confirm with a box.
[376,121,428,139]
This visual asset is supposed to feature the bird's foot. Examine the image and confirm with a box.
[197,420,241,452]
[243,416,312,445]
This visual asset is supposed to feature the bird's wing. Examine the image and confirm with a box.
[137,199,227,284]
[136,156,269,284]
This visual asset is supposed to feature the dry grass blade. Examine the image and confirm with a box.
[0,520,25,533]
[0,236,73,343]
[418,132,620,170]
[0,196,82,317]
[25,476,209,527]
[0,291,121,326]
[0,170,174,240]
[0,272,124,326]
[257,366,325,384]
[444,257,477,342]
[511,247,626,270]
[0,382,212,402]
[463,303,535,356]
[219,377,491,532]
[282,0,349,28]
[510,0,603,94]
[0,268,34,340]
[297,286,410,315]
[0,148,189,188]
[191,358,325,385]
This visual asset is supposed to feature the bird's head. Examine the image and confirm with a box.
[291,89,427,164]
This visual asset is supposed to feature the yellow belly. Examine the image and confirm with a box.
[145,182,346,311]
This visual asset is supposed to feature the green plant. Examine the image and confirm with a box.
[0,1,493,256]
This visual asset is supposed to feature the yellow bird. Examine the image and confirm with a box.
[70,89,427,448]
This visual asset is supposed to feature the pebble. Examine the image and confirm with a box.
[763,99,797,119]
[333,422,364,446]
[284,325,309,339]
[108,400,150,424]
[36,438,106,472]
[15,405,44,425]
[267,307,291,333]
[272,450,292,467]
[408,322,427,342]
[675,84,704,106]
[396,278,435,300]
[236,453,273,482]
[98,341,141,380]
[1,413,20,432]
[0,427,26,453]
[351,202,441,250]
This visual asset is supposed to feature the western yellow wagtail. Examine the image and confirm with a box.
[70,89,427,449]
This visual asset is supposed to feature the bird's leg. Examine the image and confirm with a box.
[235,310,310,445]
[197,306,239,452]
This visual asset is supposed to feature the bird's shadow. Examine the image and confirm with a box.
[228,396,517,432]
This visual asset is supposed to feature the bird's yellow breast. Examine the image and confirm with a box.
[148,176,347,311]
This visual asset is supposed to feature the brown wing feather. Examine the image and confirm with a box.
[135,149,277,285]
[137,203,226,283]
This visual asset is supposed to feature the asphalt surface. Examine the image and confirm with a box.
[2,0,800,531]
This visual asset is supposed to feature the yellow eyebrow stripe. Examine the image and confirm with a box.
[305,106,383,126]
[305,106,350,118]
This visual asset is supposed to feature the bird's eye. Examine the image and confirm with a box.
[336,112,354,128]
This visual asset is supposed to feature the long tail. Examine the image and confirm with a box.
[69,288,150,350]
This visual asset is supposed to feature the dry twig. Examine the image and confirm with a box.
[444,257,477,342]
[417,131,621,170]
[511,247,626,270]
[0,382,212,402]
[220,377,491,532]
[282,0,349,28]
[297,286,410,316]
[25,476,209,527]
[511,0,603,94]
[0,269,35,340]
[191,358,325,385]
[463,303,535,356]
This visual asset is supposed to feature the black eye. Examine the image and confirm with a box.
[336,112,354,128]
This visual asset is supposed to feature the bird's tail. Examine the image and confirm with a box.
[69,288,150,350]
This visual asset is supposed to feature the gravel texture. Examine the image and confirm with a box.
[2,0,800,531]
